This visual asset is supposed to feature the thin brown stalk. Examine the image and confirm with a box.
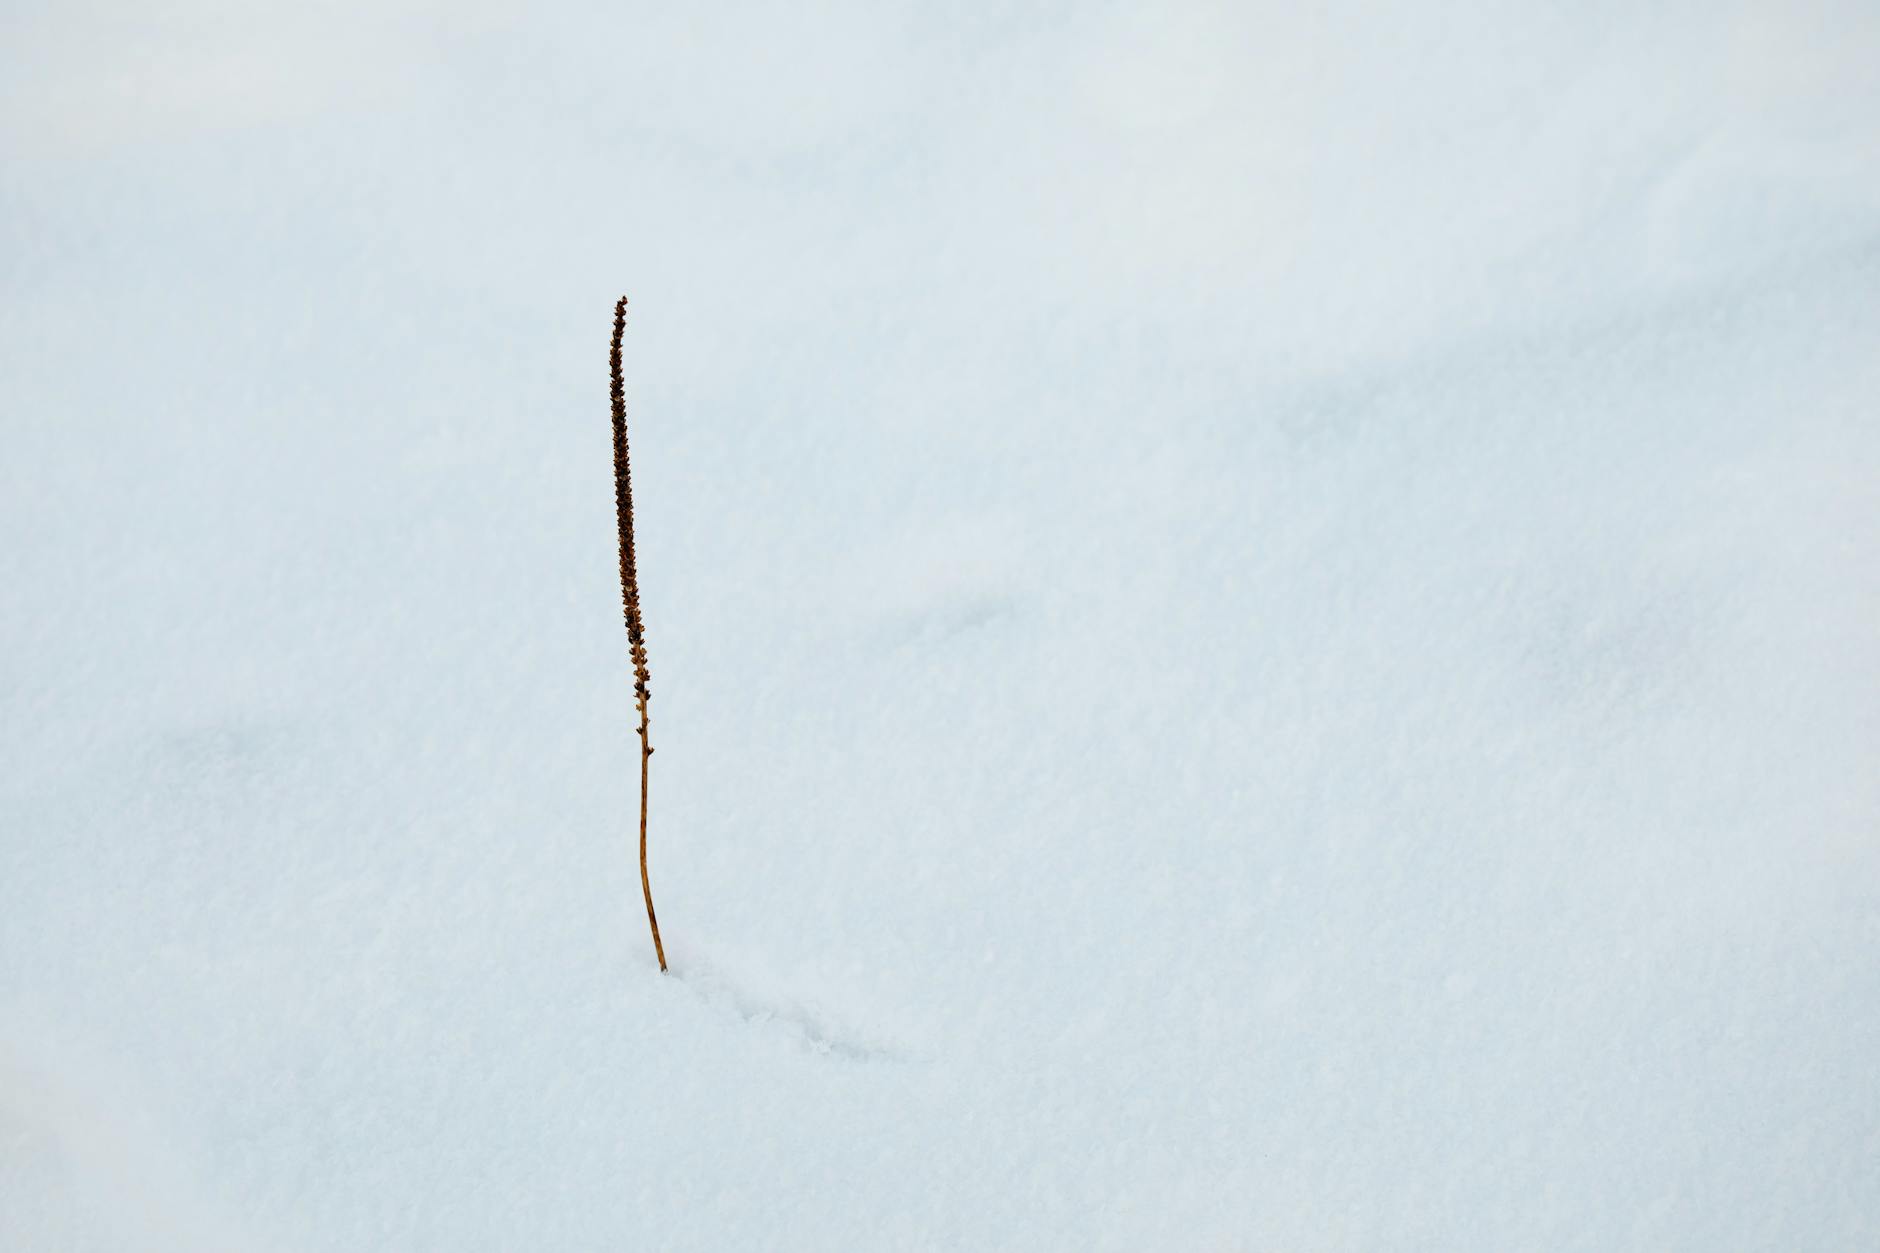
[611,295,666,971]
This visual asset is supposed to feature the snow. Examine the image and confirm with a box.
[4,2,1879,1248]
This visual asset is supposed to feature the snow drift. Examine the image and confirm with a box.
[4,1,1877,1248]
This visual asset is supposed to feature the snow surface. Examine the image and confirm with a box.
[4,1,1879,1248]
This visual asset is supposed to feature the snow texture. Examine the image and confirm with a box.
[4,1,1879,1248]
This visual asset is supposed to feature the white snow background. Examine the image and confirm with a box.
[4,1,1879,1248]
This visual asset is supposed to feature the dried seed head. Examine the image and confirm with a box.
[610,295,651,702]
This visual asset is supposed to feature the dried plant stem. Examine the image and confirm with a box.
[611,295,666,972]
[637,689,662,972]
